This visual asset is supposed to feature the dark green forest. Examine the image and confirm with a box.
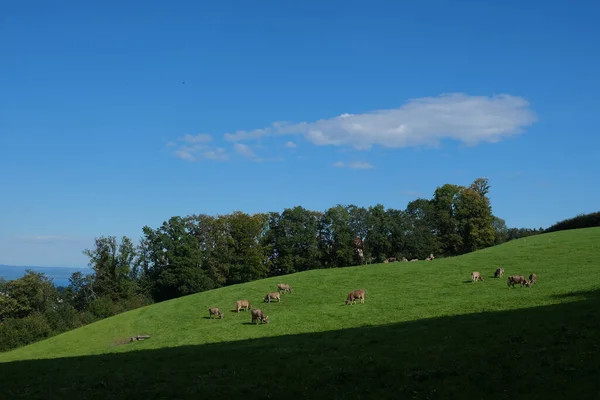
[4,177,585,352]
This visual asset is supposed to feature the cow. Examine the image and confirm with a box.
[236,300,251,313]
[494,268,505,278]
[251,308,269,324]
[529,273,537,285]
[345,289,366,305]
[383,259,389,263]
[264,292,281,303]
[410,258,419,262]
[425,253,435,261]
[471,271,484,282]
[387,257,397,263]
[401,257,408,262]
[277,283,293,294]
[208,307,223,319]
[507,275,531,288]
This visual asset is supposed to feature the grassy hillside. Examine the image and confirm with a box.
[1,227,599,399]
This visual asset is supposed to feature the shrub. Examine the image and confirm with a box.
[0,312,53,352]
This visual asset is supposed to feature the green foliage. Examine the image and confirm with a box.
[0,270,57,320]
[1,177,545,354]
[0,312,53,352]
[545,211,600,233]
[1,228,599,399]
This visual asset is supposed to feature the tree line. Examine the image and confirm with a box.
[0,177,545,351]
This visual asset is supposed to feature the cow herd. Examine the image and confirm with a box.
[207,283,366,325]
[207,262,536,326]
[471,267,538,288]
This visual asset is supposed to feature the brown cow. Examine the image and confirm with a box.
[277,283,292,294]
[208,307,223,319]
[401,257,408,262]
[251,308,269,324]
[529,273,537,285]
[236,300,251,313]
[264,292,281,303]
[345,289,366,305]
[387,257,397,263]
[471,271,484,282]
[507,275,531,288]
[494,268,505,278]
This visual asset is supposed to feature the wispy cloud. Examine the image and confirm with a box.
[223,93,536,150]
[182,133,213,144]
[202,148,228,161]
[171,134,230,162]
[234,143,257,158]
[284,141,297,149]
[333,161,374,169]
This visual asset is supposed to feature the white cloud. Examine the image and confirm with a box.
[284,141,297,148]
[222,93,536,150]
[174,150,196,161]
[234,143,257,158]
[174,145,229,162]
[333,161,374,169]
[182,133,213,143]
[202,148,228,161]
[171,133,228,162]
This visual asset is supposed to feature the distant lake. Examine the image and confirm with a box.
[0,265,93,287]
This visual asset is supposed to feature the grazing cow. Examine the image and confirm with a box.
[264,292,281,303]
[494,268,505,278]
[507,275,531,288]
[410,258,419,262]
[236,300,251,313]
[425,253,435,261]
[529,273,537,285]
[345,289,366,305]
[401,257,408,262]
[277,283,293,294]
[251,308,269,324]
[387,257,397,263]
[208,307,223,319]
[471,271,484,282]
[383,259,389,263]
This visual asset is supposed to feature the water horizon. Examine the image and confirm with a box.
[0,264,94,287]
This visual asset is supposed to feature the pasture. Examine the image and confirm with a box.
[1,227,599,399]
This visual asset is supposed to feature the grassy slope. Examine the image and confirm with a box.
[1,227,599,399]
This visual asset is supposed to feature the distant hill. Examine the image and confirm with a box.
[0,265,93,287]
[1,227,599,399]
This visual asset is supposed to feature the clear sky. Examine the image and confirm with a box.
[1,0,599,268]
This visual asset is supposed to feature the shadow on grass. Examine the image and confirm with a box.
[1,289,600,400]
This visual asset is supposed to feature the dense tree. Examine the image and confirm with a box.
[141,217,212,301]
[404,198,441,259]
[2,177,549,353]
[82,236,139,300]
[432,184,464,256]
[492,216,509,245]
[0,270,58,320]
[455,178,496,253]
[226,211,270,284]
[320,205,355,268]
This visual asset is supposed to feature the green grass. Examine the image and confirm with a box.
[1,227,600,399]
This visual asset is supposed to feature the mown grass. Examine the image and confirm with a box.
[1,227,599,399]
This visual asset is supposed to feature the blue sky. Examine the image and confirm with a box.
[1,0,599,268]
